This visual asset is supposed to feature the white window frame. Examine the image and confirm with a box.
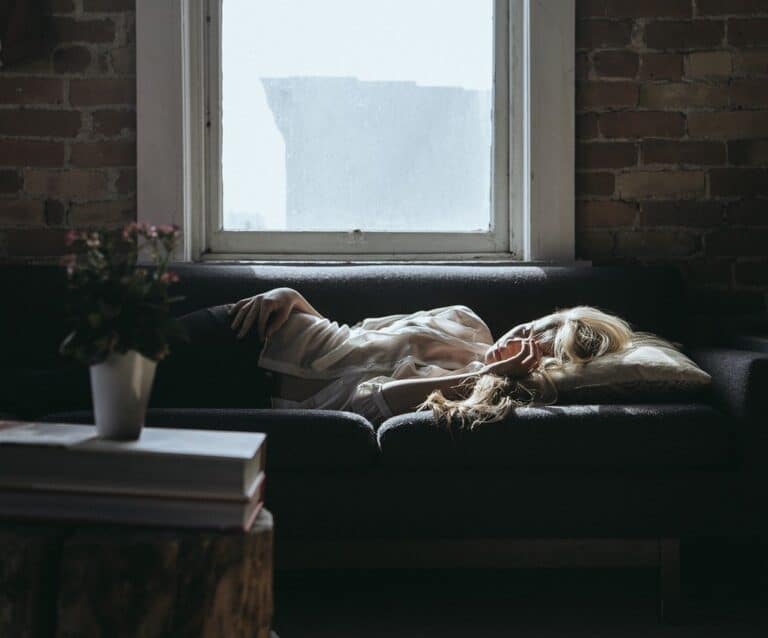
[137,0,574,263]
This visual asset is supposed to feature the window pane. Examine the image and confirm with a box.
[221,0,494,232]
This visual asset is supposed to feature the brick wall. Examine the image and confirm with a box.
[0,1,766,314]
[0,0,135,260]
[576,0,768,314]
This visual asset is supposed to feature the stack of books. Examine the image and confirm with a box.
[0,421,266,530]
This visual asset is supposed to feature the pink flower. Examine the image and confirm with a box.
[65,230,82,246]
[122,222,139,239]
[60,254,77,276]
[160,271,180,284]
[145,225,158,238]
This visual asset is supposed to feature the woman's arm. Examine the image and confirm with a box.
[381,339,541,416]
[229,287,323,340]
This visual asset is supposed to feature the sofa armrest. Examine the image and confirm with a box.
[688,347,768,421]
[688,347,768,477]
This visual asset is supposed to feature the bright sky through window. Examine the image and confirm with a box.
[222,0,495,232]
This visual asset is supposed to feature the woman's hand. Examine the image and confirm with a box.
[229,287,303,341]
[485,337,527,364]
[481,338,541,378]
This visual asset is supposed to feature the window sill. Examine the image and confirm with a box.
[197,253,591,267]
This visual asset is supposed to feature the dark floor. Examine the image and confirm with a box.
[272,539,768,637]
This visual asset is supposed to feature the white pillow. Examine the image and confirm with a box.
[534,339,711,404]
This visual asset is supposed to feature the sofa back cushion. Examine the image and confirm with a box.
[169,263,686,340]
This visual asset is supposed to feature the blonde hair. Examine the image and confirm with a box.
[419,306,634,429]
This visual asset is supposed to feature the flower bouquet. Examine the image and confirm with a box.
[60,223,185,439]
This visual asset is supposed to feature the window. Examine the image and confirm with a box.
[136,1,574,262]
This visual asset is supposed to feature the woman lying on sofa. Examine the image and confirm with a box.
[218,287,636,428]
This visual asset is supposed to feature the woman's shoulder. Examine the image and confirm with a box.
[429,304,485,322]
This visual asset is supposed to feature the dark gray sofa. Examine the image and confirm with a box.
[1,264,767,592]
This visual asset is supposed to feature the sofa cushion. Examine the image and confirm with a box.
[0,366,91,419]
[377,404,732,469]
[42,408,379,470]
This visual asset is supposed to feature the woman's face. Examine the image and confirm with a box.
[485,314,562,363]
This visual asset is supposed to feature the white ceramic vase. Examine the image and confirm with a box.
[90,350,157,440]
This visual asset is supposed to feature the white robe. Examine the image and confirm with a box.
[257,306,494,425]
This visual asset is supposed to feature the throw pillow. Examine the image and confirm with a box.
[530,337,711,404]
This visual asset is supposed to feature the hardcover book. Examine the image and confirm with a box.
[0,421,266,500]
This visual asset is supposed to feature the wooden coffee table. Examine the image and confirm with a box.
[0,508,273,638]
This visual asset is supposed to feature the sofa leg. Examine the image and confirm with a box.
[658,538,681,623]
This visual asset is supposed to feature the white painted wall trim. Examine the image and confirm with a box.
[137,0,574,263]
[136,0,205,261]
[523,0,576,261]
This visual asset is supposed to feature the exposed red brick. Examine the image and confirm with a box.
[576,53,590,80]
[577,200,637,227]
[641,140,726,165]
[70,78,136,106]
[0,140,65,167]
[44,199,67,226]
[600,111,686,138]
[0,170,22,194]
[710,168,768,196]
[0,110,81,138]
[576,0,607,18]
[734,49,768,73]
[115,168,136,194]
[576,172,615,196]
[48,0,76,11]
[577,142,637,168]
[576,113,600,139]
[607,0,692,18]
[730,79,768,108]
[0,200,45,226]
[644,21,724,50]
[84,0,134,10]
[576,81,638,110]
[52,46,91,73]
[729,139,768,164]
[593,51,639,78]
[726,199,768,224]
[735,262,768,285]
[69,199,136,225]
[0,78,64,105]
[706,229,768,255]
[639,83,728,109]
[640,201,723,226]
[728,19,768,46]
[71,140,136,167]
[109,46,135,75]
[616,170,706,199]
[616,231,701,257]
[686,51,732,77]
[576,20,633,49]
[698,0,768,15]
[687,111,768,139]
[49,17,116,44]
[92,109,136,136]
[23,169,108,198]
[3,228,69,257]
[576,231,615,259]
[640,53,685,80]
[125,13,136,45]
